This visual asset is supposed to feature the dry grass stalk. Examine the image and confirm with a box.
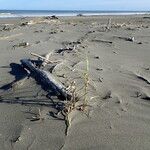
[62,55,91,135]
[82,55,89,107]
[106,18,112,31]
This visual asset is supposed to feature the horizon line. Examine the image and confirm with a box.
[0,9,150,11]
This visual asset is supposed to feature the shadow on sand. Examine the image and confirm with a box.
[0,63,28,90]
[0,62,65,120]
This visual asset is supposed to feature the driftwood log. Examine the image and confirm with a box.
[21,59,71,100]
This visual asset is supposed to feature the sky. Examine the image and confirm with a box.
[0,0,150,11]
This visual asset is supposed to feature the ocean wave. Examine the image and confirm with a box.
[0,13,19,18]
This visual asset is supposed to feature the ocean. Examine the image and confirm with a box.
[0,10,149,18]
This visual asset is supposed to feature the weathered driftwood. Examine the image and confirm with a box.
[13,42,29,48]
[30,52,51,63]
[21,59,71,100]
[92,39,113,44]
[115,36,135,42]
[30,52,59,65]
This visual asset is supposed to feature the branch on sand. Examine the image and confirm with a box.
[21,59,71,100]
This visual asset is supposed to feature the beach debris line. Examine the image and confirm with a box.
[20,16,59,26]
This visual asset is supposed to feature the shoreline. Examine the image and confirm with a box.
[0,13,149,21]
[0,10,150,18]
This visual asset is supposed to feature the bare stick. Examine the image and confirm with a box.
[30,52,52,63]
[92,39,113,44]
[42,52,52,66]
[115,36,135,42]
[30,52,59,64]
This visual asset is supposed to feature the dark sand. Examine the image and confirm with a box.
[0,15,150,150]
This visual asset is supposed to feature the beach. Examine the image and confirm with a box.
[0,15,150,150]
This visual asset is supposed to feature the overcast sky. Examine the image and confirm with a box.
[0,0,150,10]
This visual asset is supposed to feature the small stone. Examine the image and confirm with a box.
[137,42,142,44]
[116,100,121,104]
[113,51,118,54]
[35,41,40,44]
[20,22,28,26]
[145,68,150,71]
[98,78,103,82]
[17,137,22,142]
[51,15,58,19]
[96,68,103,71]
[49,31,57,34]
[94,56,100,59]
[77,14,83,17]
